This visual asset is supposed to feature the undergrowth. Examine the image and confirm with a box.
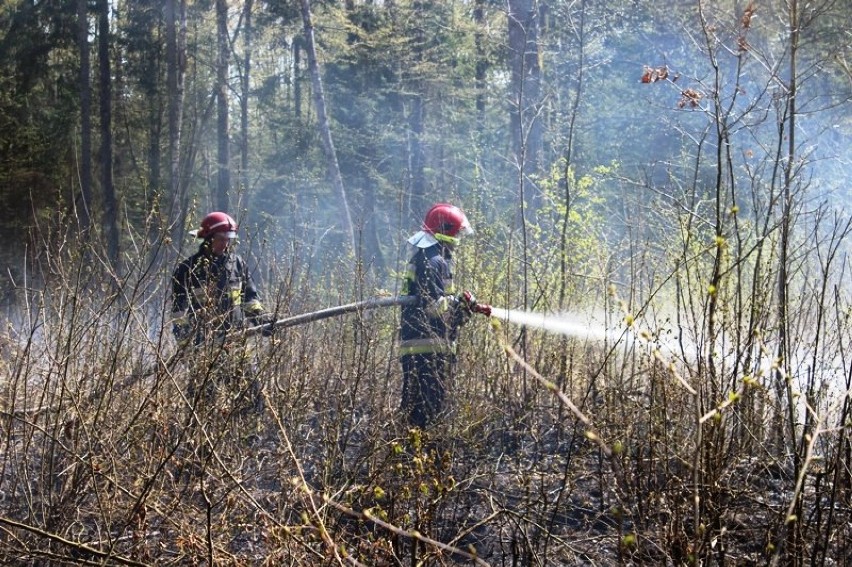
[0,236,850,566]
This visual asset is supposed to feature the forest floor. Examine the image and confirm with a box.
[113,414,852,566]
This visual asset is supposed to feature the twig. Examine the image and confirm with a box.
[325,497,491,566]
[0,515,150,567]
[265,391,346,565]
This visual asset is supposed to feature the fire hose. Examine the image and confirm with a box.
[2,295,419,418]
[243,295,418,337]
[5,294,499,418]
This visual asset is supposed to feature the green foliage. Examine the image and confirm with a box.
[0,0,846,283]
[0,31,77,249]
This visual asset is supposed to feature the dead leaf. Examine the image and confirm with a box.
[640,65,671,84]
[678,89,703,108]
[742,2,757,29]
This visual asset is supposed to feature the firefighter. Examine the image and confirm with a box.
[399,203,491,428]
[171,211,275,415]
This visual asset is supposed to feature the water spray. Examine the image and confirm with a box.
[490,305,697,396]
[490,307,616,343]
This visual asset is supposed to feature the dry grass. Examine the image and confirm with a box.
[0,241,850,566]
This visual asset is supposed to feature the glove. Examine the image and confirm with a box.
[459,290,491,317]
[459,290,477,312]
[253,313,277,337]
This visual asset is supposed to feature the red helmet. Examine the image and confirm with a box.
[422,203,473,238]
[194,211,237,239]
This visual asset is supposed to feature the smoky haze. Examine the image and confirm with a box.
[230,1,852,295]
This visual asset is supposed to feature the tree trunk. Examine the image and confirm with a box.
[146,38,162,210]
[360,145,385,275]
[407,93,426,218]
[473,0,487,129]
[167,0,188,246]
[216,0,230,212]
[507,0,542,176]
[506,0,541,374]
[293,37,302,119]
[239,0,253,196]
[772,0,802,563]
[98,0,119,270]
[77,0,92,232]
[299,0,356,258]
[166,0,179,238]
[406,0,428,220]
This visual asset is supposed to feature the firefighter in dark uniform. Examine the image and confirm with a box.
[172,211,275,415]
[399,203,491,428]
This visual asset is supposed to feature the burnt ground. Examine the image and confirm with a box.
[1,383,851,565]
[79,414,849,566]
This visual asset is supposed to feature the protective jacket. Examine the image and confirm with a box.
[399,243,467,356]
[172,245,267,342]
